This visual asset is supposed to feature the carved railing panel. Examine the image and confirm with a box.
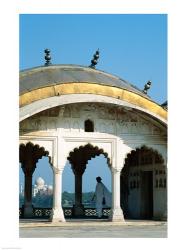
[19,207,111,218]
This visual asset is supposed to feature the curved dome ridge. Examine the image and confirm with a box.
[20,64,149,99]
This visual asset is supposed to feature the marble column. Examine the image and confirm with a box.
[23,171,33,218]
[20,142,49,218]
[110,168,125,222]
[22,160,36,218]
[50,168,65,222]
[74,172,84,216]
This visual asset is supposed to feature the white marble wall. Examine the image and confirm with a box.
[20,103,166,137]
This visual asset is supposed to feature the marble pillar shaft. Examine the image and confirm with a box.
[110,168,125,222]
[24,173,32,204]
[53,169,62,209]
[22,162,35,218]
[50,168,65,222]
[112,170,121,208]
[75,173,82,206]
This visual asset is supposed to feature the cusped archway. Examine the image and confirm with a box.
[67,143,111,169]
[66,143,111,217]
[19,142,52,218]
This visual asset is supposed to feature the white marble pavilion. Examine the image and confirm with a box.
[19,52,167,222]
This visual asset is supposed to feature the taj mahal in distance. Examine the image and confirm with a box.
[20,177,53,198]
[19,47,167,223]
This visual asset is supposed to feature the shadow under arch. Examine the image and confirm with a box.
[123,145,165,168]
[66,143,111,217]
[120,145,167,221]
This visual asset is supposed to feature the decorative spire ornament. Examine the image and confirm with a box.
[143,80,152,94]
[89,49,100,69]
[44,48,52,66]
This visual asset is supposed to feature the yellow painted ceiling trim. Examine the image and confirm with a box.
[20,82,167,120]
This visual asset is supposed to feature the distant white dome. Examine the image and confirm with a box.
[35,177,45,187]
[48,185,53,190]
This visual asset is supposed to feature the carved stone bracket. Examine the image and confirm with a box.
[19,142,49,172]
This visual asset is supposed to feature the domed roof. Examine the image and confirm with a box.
[48,185,53,190]
[35,177,45,186]
[19,64,167,123]
[20,64,149,99]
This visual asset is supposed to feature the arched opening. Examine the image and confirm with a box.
[84,119,94,132]
[120,146,167,220]
[32,156,53,210]
[66,143,111,218]
[19,142,51,219]
[82,154,111,215]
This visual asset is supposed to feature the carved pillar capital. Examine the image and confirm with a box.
[111,168,121,174]
[53,167,63,175]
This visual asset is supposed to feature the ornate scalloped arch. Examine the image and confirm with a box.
[19,141,52,166]
[67,143,111,169]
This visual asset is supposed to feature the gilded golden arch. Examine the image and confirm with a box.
[19,82,167,121]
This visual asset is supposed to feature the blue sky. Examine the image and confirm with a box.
[19,14,167,192]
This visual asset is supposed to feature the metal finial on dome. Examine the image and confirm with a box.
[161,100,167,110]
[143,80,152,94]
[44,48,52,66]
[89,49,100,69]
